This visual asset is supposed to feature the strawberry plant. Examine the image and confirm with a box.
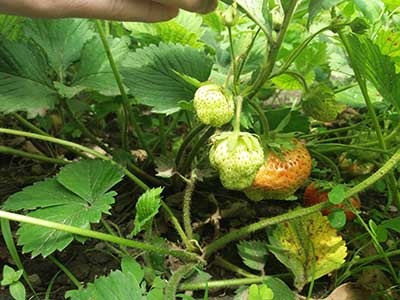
[0,1,400,299]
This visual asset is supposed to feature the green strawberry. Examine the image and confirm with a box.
[209,131,264,190]
[194,84,234,127]
[301,84,342,122]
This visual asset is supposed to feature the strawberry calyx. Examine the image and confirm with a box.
[244,138,312,201]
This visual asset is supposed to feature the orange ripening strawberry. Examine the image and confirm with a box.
[303,182,361,220]
[244,140,312,201]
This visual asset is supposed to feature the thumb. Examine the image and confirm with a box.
[1,0,179,22]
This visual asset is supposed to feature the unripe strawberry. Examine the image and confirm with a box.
[209,131,264,190]
[245,140,312,201]
[302,84,342,122]
[194,84,234,127]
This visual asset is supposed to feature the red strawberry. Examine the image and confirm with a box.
[245,140,312,201]
[303,182,361,220]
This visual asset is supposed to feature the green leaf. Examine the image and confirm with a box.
[1,265,23,286]
[64,36,129,97]
[381,217,400,233]
[237,240,268,271]
[121,256,144,283]
[354,0,384,22]
[23,19,94,77]
[248,284,274,300]
[65,270,142,300]
[57,159,124,203]
[3,160,124,257]
[268,211,347,290]
[375,30,400,72]
[308,0,342,26]
[265,108,310,133]
[263,277,295,300]
[10,282,26,300]
[122,43,212,113]
[124,11,204,48]
[237,0,271,34]
[382,0,400,10]
[327,210,347,229]
[328,185,346,204]
[0,15,24,40]
[131,187,163,236]
[346,34,400,109]
[0,39,57,115]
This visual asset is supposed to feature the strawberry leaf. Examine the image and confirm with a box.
[65,36,129,97]
[0,39,57,115]
[121,43,212,114]
[2,160,124,258]
[268,211,347,290]
[237,240,268,271]
[346,34,400,109]
[131,188,163,236]
[328,185,346,204]
[23,19,94,77]
[123,11,204,48]
[328,209,347,229]
[66,270,142,300]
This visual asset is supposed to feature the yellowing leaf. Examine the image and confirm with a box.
[268,211,347,290]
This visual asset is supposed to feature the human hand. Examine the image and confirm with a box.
[0,0,218,22]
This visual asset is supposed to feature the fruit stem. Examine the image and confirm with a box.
[248,99,271,141]
[175,124,206,167]
[180,126,215,174]
[236,28,261,82]
[227,26,239,95]
[233,96,244,133]
[204,146,400,257]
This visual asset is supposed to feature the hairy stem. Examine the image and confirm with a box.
[183,171,197,242]
[0,146,68,165]
[165,263,198,299]
[180,276,268,291]
[0,210,202,263]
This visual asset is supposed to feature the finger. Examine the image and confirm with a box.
[153,0,217,14]
[1,0,179,22]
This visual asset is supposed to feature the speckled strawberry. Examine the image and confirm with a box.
[193,84,234,127]
[301,84,342,122]
[245,140,312,201]
[209,131,264,190]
